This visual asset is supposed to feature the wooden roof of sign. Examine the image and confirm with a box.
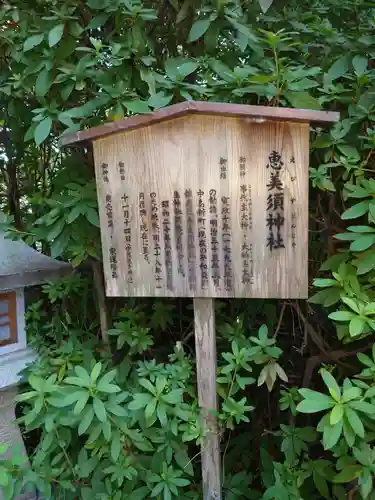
[0,213,71,290]
[60,100,340,146]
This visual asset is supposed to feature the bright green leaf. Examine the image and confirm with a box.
[342,201,370,220]
[321,369,341,399]
[349,317,366,337]
[323,419,343,450]
[328,311,355,321]
[350,235,375,252]
[330,405,344,425]
[345,407,365,437]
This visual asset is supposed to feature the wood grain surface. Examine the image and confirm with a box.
[194,298,222,500]
[93,114,309,299]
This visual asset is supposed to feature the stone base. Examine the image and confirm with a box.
[0,388,36,500]
[0,348,36,390]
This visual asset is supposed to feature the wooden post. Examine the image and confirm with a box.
[194,298,222,500]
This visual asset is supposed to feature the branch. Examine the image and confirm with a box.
[302,342,373,388]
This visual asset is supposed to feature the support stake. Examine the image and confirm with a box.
[194,298,222,500]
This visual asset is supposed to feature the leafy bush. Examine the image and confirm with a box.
[6,292,286,499]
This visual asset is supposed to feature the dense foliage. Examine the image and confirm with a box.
[1,0,375,498]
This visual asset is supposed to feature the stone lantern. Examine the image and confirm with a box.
[0,214,71,482]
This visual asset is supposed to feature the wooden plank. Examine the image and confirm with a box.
[60,100,339,146]
[194,298,221,500]
[93,114,309,298]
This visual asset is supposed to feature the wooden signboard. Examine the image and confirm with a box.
[94,115,307,299]
[61,101,339,500]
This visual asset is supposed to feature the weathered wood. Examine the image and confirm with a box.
[92,260,109,345]
[194,298,221,500]
[60,100,340,146]
[92,114,309,298]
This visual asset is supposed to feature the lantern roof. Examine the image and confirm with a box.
[0,214,71,290]
[60,100,340,147]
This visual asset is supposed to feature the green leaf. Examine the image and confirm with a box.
[129,393,152,410]
[145,398,157,420]
[343,417,356,447]
[309,288,341,307]
[350,235,375,252]
[34,117,52,146]
[93,397,107,422]
[350,401,375,414]
[24,34,44,52]
[91,362,102,383]
[148,92,173,110]
[0,444,8,455]
[188,19,211,42]
[151,482,164,497]
[258,0,274,13]
[162,390,182,405]
[82,207,98,227]
[35,69,53,98]
[61,82,75,101]
[87,13,111,29]
[334,465,362,483]
[349,317,366,337]
[157,403,168,427]
[313,278,338,287]
[124,100,151,114]
[209,60,236,82]
[323,420,343,450]
[342,201,370,220]
[0,466,9,487]
[284,91,321,110]
[297,391,334,413]
[111,433,121,462]
[177,61,199,79]
[345,407,365,437]
[49,24,65,47]
[330,405,344,425]
[357,252,375,275]
[139,379,157,395]
[175,449,194,476]
[47,218,65,241]
[328,311,355,322]
[78,406,94,435]
[360,469,372,499]
[353,55,368,76]
[313,471,330,499]
[163,485,172,500]
[342,387,361,402]
[73,391,90,415]
[326,56,349,81]
[321,369,341,399]
[341,297,360,313]
[337,144,360,160]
